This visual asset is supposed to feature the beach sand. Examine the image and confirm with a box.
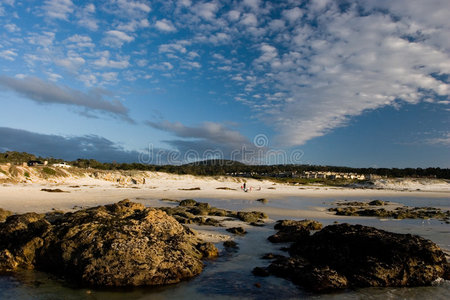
[1,173,448,215]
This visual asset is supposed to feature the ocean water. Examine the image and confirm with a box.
[1,194,449,299]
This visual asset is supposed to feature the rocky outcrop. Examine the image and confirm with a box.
[226,227,247,235]
[0,200,217,287]
[329,204,450,222]
[268,219,322,243]
[160,199,267,226]
[256,223,449,292]
[0,208,12,222]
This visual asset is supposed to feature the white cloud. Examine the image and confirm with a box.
[155,19,177,32]
[103,30,134,47]
[27,31,55,49]
[185,61,201,69]
[55,54,85,72]
[162,62,173,70]
[65,34,95,48]
[159,41,190,54]
[42,0,74,20]
[0,50,17,61]
[136,59,148,67]
[257,2,450,146]
[240,13,258,27]
[47,72,62,82]
[106,0,151,18]
[100,72,118,82]
[117,18,149,32]
[76,3,98,31]
[93,55,130,69]
[193,1,219,20]
[243,0,260,11]
[4,23,20,32]
[227,10,240,22]
[426,132,450,146]
[282,7,303,23]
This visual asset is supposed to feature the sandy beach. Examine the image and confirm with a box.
[1,172,449,215]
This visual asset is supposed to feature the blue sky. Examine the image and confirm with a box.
[0,0,449,167]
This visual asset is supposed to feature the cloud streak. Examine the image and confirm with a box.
[0,76,130,120]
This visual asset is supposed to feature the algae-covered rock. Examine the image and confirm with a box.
[268,219,322,243]
[226,227,247,235]
[0,200,216,287]
[0,208,12,222]
[258,223,449,292]
[236,211,267,223]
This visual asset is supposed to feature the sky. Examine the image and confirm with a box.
[0,0,449,167]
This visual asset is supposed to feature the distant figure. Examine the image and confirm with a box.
[243,182,246,190]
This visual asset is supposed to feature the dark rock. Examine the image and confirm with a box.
[264,223,449,292]
[208,208,229,216]
[223,240,238,249]
[226,227,247,235]
[236,211,267,223]
[268,220,322,243]
[41,188,67,193]
[336,201,367,206]
[329,205,450,221]
[252,267,270,277]
[256,198,268,204]
[0,200,217,287]
[249,222,266,227]
[179,199,197,207]
[194,217,221,226]
[368,200,385,206]
[261,253,285,260]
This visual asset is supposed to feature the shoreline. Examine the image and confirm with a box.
[1,176,449,214]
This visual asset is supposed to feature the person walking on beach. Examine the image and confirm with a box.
[243,182,246,191]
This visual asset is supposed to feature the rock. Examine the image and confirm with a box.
[226,227,247,235]
[368,200,385,206]
[236,211,267,223]
[256,198,268,204]
[179,199,198,207]
[196,242,219,258]
[252,267,270,277]
[268,220,322,243]
[0,208,12,222]
[261,253,285,260]
[0,200,217,287]
[223,240,238,249]
[274,219,322,231]
[329,205,450,221]
[264,223,449,292]
[41,188,67,193]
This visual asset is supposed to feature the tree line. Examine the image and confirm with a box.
[1,151,449,179]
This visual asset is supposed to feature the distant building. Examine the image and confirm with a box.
[52,162,71,168]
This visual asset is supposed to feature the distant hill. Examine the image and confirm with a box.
[183,159,246,167]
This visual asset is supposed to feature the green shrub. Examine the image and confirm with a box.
[42,167,56,176]
[24,171,30,178]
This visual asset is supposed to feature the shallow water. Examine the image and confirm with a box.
[1,194,449,299]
